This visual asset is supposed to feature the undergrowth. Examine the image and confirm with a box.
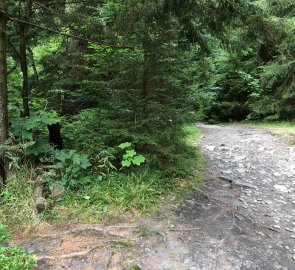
[0,125,203,229]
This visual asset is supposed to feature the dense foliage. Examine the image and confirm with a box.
[3,0,202,178]
[196,0,295,122]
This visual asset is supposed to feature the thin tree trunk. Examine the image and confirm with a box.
[28,46,39,84]
[19,0,32,117]
[0,1,8,189]
[19,23,30,117]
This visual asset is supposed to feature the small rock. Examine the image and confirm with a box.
[277,200,287,204]
[274,185,288,193]
[285,246,290,250]
[234,155,247,162]
[265,200,272,205]
[273,225,281,229]
[221,169,233,174]
[291,235,295,239]
[205,145,215,151]
[236,168,246,174]
[273,172,281,177]
[293,255,295,261]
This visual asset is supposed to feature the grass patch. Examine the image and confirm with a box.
[0,168,44,232]
[0,125,203,229]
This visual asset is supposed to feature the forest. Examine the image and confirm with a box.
[0,0,294,268]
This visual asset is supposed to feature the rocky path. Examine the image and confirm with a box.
[19,124,295,269]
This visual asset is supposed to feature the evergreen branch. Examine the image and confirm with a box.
[7,16,133,49]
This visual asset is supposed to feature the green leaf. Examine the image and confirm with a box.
[79,176,92,184]
[119,142,132,149]
[55,151,66,163]
[72,154,81,165]
[80,156,91,169]
[125,149,136,158]
[25,119,40,130]
[132,155,146,166]
[41,113,59,125]
[121,160,132,167]
[21,130,33,140]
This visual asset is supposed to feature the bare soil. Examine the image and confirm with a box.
[18,124,295,270]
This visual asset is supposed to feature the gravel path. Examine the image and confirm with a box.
[19,124,295,270]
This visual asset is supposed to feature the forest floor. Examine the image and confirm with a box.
[16,123,295,270]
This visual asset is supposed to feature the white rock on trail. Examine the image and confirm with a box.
[274,185,288,193]
[205,145,215,151]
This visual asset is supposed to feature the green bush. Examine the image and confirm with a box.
[53,150,92,190]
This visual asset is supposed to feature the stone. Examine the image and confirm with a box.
[236,168,246,174]
[205,145,215,151]
[274,185,288,193]
[273,172,281,177]
[234,155,247,162]
[273,225,281,229]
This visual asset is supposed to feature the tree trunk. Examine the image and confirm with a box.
[48,123,63,150]
[0,1,8,189]
[19,0,32,117]
[19,22,30,117]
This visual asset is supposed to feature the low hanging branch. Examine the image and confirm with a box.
[7,16,133,49]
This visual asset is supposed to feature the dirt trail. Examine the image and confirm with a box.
[19,124,295,270]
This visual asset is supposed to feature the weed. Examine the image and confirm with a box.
[0,224,36,270]
[0,168,42,231]
[133,225,154,238]
[109,240,133,250]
